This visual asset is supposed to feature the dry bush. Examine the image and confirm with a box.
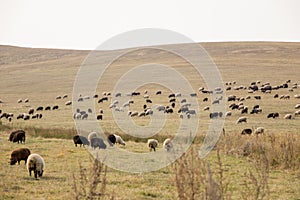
[220,132,300,170]
[240,150,270,200]
[73,156,114,200]
[174,148,231,200]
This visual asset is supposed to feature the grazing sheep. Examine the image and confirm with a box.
[17,99,22,103]
[254,127,264,134]
[36,106,43,111]
[295,110,300,116]
[295,104,300,109]
[9,130,26,143]
[168,94,175,98]
[56,95,62,100]
[108,134,126,146]
[241,128,252,135]
[65,101,72,106]
[28,108,34,115]
[73,135,90,147]
[26,154,45,179]
[88,132,98,143]
[156,91,162,95]
[146,99,152,103]
[190,93,197,97]
[236,117,247,124]
[115,134,126,146]
[24,98,29,103]
[81,113,88,119]
[115,92,121,97]
[294,94,300,99]
[148,139,158,152]
[156,105,165,111]
[24,114,30,120]
[97,115,103,120]
[145,109,153,116]
[91,138,107,149]
[225,111,232,117]
[63,94,68,99]
[10,148,31,165]
[163,138,173,152]
[130,111,139,117]
[203,106,210,111]
[52,105,59,110]
[284,114,292,119]
[45,106,51,111]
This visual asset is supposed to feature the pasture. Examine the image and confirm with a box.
[0,42,300,199]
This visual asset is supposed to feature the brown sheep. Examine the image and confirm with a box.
[10,148,31,165]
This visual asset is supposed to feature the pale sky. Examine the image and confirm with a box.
[0,0,299,50]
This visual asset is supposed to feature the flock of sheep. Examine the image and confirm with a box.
[73,132,173,152]
[3,78,299,181]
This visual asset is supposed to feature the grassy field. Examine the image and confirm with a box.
[0,42,300,199]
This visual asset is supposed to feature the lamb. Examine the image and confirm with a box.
[163,138,173,152]
[254,127,264,134]
[10,148,31,165]
[236,116,247,124]
[26,154,45,179]
[147,139,158,152]
[73,135,90,147]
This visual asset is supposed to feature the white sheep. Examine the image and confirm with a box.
[114,134,126,146]
[26,154,45,179]
[295,104,300,109]
[163,138,173,152]
[284,114,292,119]
[88,132,98,143]
[236,116,247,124]
[147,139,158,152]
[295,110,300,116]
[254,127,264,134]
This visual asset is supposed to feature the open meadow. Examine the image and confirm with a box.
[0,42,300,199]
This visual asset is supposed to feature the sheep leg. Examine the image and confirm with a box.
[34,170,38,179]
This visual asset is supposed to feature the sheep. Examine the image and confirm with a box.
[295,110,300,116]
[65,101,72,106]
[130,111,139,117]
[45,106,51,111]
[26,154,45,179]
[88,132,98,143]
[81,113,88,119]
[8,130,24,141]
[254,127,264,134]
[115,134,126,146]
[115,92,121,97]
[168,94,175,98]
[17,99,22,103]
[52,105,59,110]
[236,117,247,124]
[284,114,292,119]
[73,135,90,147]
[97,115,103,120]
[241,128,252,135]
[108,134,126,146]
[146,99,152,103]
[36,106,43,111]
[91,138,107,149]
[294,94,300,99]
[295,104,300,109]
[9,130,26,143]
[203,106,210,111]
[28,108,34,115]
[225,111,232,117]
[147,139,158,152]
[203,97,208,102]
[163,138,173,152]
[56,95,62,100]
[63,94,68,99]
[156,91,162,95]
[10,148,31,165]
